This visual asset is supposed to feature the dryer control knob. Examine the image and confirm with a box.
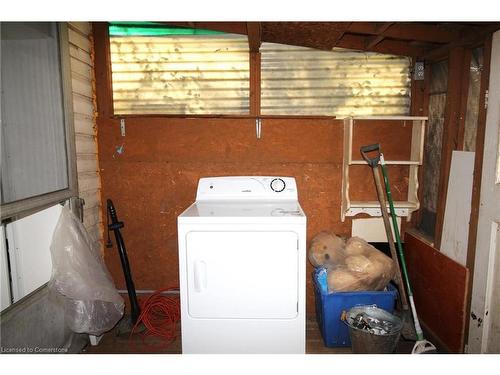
[270,178,286,192]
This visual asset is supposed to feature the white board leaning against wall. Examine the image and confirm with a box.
[440,151,475,266]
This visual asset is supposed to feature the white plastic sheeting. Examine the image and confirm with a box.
[49,206,123,335]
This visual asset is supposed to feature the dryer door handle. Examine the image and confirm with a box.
[193,260,207,292]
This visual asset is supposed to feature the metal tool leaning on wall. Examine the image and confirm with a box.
[359,145,409,311]
[106,199,141,326]
[105,199,181,348]
[360,143,437,354]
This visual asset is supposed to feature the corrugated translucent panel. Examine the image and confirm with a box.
[261,43,411,117]
[110,34,250,115]
[1,22,68,203]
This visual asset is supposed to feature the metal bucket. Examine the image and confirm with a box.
[345,305,402,354]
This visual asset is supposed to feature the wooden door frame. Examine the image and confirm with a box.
[463,36,493,349]
[410,35,494,352]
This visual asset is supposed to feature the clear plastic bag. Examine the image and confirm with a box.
[327,237,395,292]
[309,232,395,292]
[308,231,346,267]
[48,206,124,336]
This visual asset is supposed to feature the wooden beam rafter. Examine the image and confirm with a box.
[93,22,114,119]
[340,34,424,56]
[246,22,262,52]
[261,23,424,56]
[424,23,500,60]
[161,22,247,35]
[364,22,395,50]
[159,21,499,58]
[349,22,463,44]
[331,22,352,48]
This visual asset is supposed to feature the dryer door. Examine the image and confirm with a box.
[185,231,299,319]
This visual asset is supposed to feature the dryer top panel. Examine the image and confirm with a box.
[195,176,298,202]
[178,201,306,223]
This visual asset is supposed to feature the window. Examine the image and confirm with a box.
[109,24,250,115]
[2,204,62,308]
[260,42,411,116]
[1,22,77,220]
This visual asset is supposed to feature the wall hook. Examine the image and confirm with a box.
[255,118,262,139]
[120,118,126,137]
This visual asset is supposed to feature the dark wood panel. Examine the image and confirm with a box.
[404,232,469,353]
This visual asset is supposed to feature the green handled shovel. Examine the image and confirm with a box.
[379,152,436,354]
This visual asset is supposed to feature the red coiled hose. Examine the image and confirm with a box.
[129,286,180,350]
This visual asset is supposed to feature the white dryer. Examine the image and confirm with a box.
[177,176,307,353]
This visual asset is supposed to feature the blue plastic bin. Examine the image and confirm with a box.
[313,269,398,347]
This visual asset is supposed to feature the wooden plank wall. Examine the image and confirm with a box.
[97,116,412,315]
[405,232,469,353]
[93,24,414,315]
[68,22,102,245]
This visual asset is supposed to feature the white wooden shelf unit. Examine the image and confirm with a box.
[341,116,427,222]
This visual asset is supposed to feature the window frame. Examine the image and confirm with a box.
[95,22,338,121]
[108,27,252,117]
[1,23,78,222]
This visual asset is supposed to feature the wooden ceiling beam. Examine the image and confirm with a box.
[423,23,500,60]
[330,22,352,48]
[160,21,500,58]
[349,22,462,44]
[246,22,262,52]
[364,22,394,50]
[339,34,424,56]
[261,22,422,56]
[161,22,247,35]
[261,22,353,50]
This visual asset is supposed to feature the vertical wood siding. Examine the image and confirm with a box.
[68,22,102,245]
